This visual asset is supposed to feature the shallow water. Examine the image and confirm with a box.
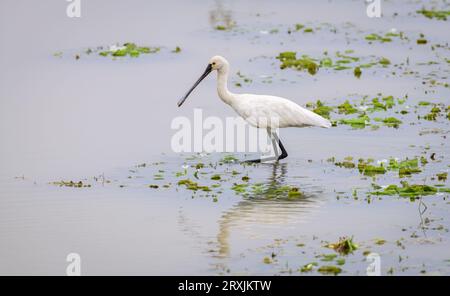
[0,0,449,275]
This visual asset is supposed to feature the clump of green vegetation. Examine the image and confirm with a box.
[320,57,333,67]
[374,117,402,128]
[417,38,428,44]
[215,25,227,30]
[211,174,221,180]
[276,52,319,75]
[303,27,314,33]
[172,46,181,53]
[375,238,386,245]
[366,96,396,113]
[99,43,160,58]
[339,115,370,129]
[324,237,359,255]
[334,156,356,169]
[423,106,441,121]
[220,154,239,164]
[263,256,272,264]
[417,9,450,21]
[370,182,450,199]
[294,23,304,31]
[418,101,431,106]
[52,180,91,188]
[388,158,422,177]
[177,179,211,192]
[437,172,448,181]
[312,100,333,119]
[317,265,342,275]
[365,33,398,43]
[379,57,391,66]
[337,100,358,114]
[299,262,318,272]
[320,254,337,262]
[354,66,362,78]
[288,187,303,198]
[231,183,248,194]
[358,159,386,176]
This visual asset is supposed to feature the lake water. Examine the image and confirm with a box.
[0,0,449,275]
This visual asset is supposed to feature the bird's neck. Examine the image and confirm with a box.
[216,67,234,105]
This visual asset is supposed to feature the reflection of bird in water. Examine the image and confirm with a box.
[215,163,324,258]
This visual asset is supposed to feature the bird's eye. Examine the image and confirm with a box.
[212,62,216,65]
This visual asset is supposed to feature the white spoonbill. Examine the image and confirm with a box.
[178,56,331,163]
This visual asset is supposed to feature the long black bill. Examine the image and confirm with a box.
[177,63,212,107]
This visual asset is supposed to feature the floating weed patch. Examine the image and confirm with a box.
[417,38,428,45]
[52,180,91,188]
[320,254,337,262]
[354,66,362,78]
[334,156,356,169]
[210,174,221,180]
[333,156,426,178]
[339,115,370,129]
[365,32,401,43]
[437,173,448,181]
[418,101,431,106]
[177,179,211,192]
[379,57,391,66]
[317,265,342,275]
[312,100,334,119]
[358,159,386,176]
[276,52,318,75]
[417,9,450,21]
[324,237,359,255]
[337,100,358,115]
[299,262,318,273]
[220,154,239,164]
[422,106,442,121]
[388,158,422,177]
[374,238,387,245]
[374,117,402,128]
[370,182,450,199]
[276,50,390,77]
[99,43,160,58]
[172,46,181,53]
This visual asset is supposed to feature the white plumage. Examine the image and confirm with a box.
[178,55,331,162]
[231,94,332,129]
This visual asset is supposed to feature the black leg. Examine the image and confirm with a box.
[271,132,288,161]
[242,129,288,164]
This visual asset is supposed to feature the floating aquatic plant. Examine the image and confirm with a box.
[417,9,450,21]
[374,117,402,128]
[324,237,359,255]
[99,43,160,58]
[52,180,91,188]
[370,182,450,199]
[276,52,319,75]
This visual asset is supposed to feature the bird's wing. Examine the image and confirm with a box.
[237,95,331,128]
